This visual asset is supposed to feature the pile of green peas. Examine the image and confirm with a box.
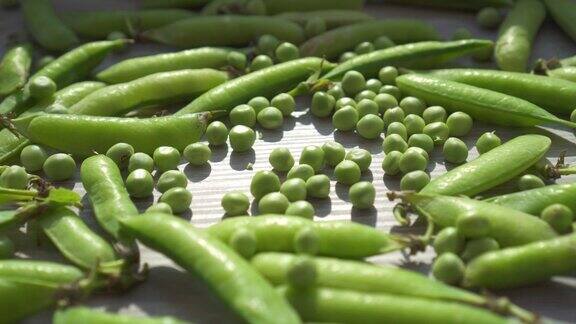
[248,34,301,72]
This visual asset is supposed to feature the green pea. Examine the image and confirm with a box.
[125,169,154,198]
[157,170,188,193]
[422,106,447,124]
[251,170,281,201]
[250,54,273,72]
[248,96,270,114]
[128,152,154,173]
[476,132,501,154]
[287,256,317,288]
[354,41,374,55]
[280,178,307,202]
[518,174,545,191]
[456,211,491,239]
[451,27,473,41]
[311,92,335,118]
[335,97,356,111]
[159,187,192,214]
[404,147,429,161]
[28,76,56,99]
[399,96,425,115]
[106,143,134,170]
[153,146,181,172]
[379,85,401,100]
[286,201,315,219]
[443,137,468,164]
[349,181,375,209]
[365,79,383,93]
[399,149,427,173]
[357,115,384,139]
[20,145,47,172]
[221,191,250,216]
[43,154,76,181]
[229,125,256,152]
[382,151,402,176]
[341,71,366,97]
[461,237,500,262]
[356,99,379,118]
[230,104,257,127]
[183,143,211,166]
[321,141,345,167]
[0,235,14,259]
[423,122,449,145]
[327,84,345,100]
[477,7,501,29]
[257,106,284,129]
[229,228,257,259]
[373,35,395,50]
[403,114,426,136]
[271,93,295,116]
[287,164,315,181]
[433,227,465,255]
[0,165,28,189]
[146,202,173,214]
[332,106,358,131]
[258,192,290,214]
[205,121,229,146]
[334,160,361,185]
[299,145,325,172]
[541,204,574,234]
[269,147,295,172]
[275,42,300,63]
[293,227,319,254]
[383,107,405,127]
[305,174,330,199]
[257,34,279,55]
[432,253,465,285]
[386,122,408,140]
[446,112,473,137]
[339,51,357,63]
[304,17,326,38]
[382,133,408,154]
[345,148,371,172]
[400,170,430,191]
[373,93,398,114]
[408,134,434,153]
[378,66,398,85]
[227,51,247,71]
[355,90,377,102]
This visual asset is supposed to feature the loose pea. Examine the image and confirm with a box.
[456,212,490,239]
[443,137,468,164]
[403,114,426,136]
[299,146,325,172]
[373,36,395,50]
[287,164,315,181]
[183,143,211,166]
[257,34,279,55]
[128,152,154,173]
[365,79,383,93]
[332,106,358,131]
[355,90,377,102]
[271,93,295,116]
[125,169,154,198]
[258,192,290,214]
[335,97,356,111]
[28,76,56,99]
[432,253,465,285]
[229,228,257,259]
[372,93,397,114]
[227,51,247,71]
[383,107,405,127]
[400,170,430,191]
[477,7,501,29]
[518,174,545,191]
[321,141,346,167]
[221,191,250,216]
[229,125,256,152]
[349,181,375,209]
[205,121,229,146]
[286,201,315,219]
[399,96,425,115]
[153,146,181,172]
[341,71,366,97]
[250,54,273,72]
[159,187,192,214]
[106,143,134,170]
[269,148,294,172]
[408,134,434,153]
[356,115,384,139]
[230,104,257,127]
[339,51,357,63]
[422,106,447,124]
[251,170,281,201]
[451,27,473,40]
[446,112,473,137]
[382,134,408,154]
[157,170,188,193]
[275,42,300,63]
[476,132,501,154]
[541,204,574,234]
[0,165,28,189]
[257,107,284,129]
[345,148,372,172]
[378,66,398,85]
[404,147,429,161]
[311,92,334,118]
[387,122,408,140]
[434,227,465,255]
[355,41,374,55]
[287,256,317,288]
[280,178,307,202]
[43,154,76,181]
[304,17,326,38]
[379,85,401,100]
[461,237,500,262]
[146,202,173,214]
[305,174,330,199]
[20,145,47,172]
[382,151,402,176]
[334,160,361,185]
[356,99,379,117]
[248,96,270,113]
[327,84,345,100]
[399,149,427,173]
[0,236,14,259]
[423,122,449,145]
[293,227,319,254]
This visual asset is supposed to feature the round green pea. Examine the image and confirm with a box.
[349,181,375,209]
[476,132,501,154]
[275,42,300,62]
[399,96,425,115]
[446,112,473,137]
[356,115,384,139]
[28,76,56,99]
[257,106,284,129]
[404,146,429,161]
[327,84,345,100]
[184,143,211,166]
[387,122,407,140]
[269,147,295,172]
[230,104,257,127]
[0,236,14,259]
[305,174,330,199]
[356,99,379,118]
[334,160,361,185]
[477,7,501,29]
[404,114,426,136]
[299,146,325,172]
[250,170,281,201]
[0,165,28,189]
[432,253,465,285]
[378,66,398,85]
[383,107,405,127]
[399,149,427,173]
[20,145,47,172]
[43,154,76,181]
[321,141,346,167]
[443,137,468,164]
[341,71,366,96]
[379,85,401,100]
[280,178,307,202]
[153,146,181,172]
[258,192,290,214]
[355,90,377,102]
[205,121,229,146]
[257,34,279,55]
[335,97,356,111]
[229,228,257,259]
[433,227,465,255]
[229,125,256,152]
[518,174,545,191]
[146,202,173,214]
[125,169,154,198]
[250,55,273,72]
[365,79,383,93]
[408,134,434,153]
[304,17,326,38]
[106,143,134,170]
[128,152,154,173]
[423,122,450,145]
[383,133,408,154]
[286,201,315,219]
[227,51,247,71]
[355,41,374,54]
[271,93,295,116]
[287,164,315,181]
[332,106,358,131]
[541,204,574,234]
[461,238,500,262]
[373,36,395,50]
[422,106,447,124]
[339,51,357,63]
[345,148,371,171]
[311,92,334,118]
[159,187,192,214]
[373,93,398,114]
[157,170,187,193]
[382,151,403,176]
[287,256,317,288]
[400,170,430,191]
[220,191,250,217]
[294,227,319,254]
[456,211,490,239]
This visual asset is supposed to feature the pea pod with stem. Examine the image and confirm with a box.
[120,212,301,324]
[54,306,190,324]
[21,0,79,51]
[275,10,373,29]
[396,74,576,129]
[546,66,576,83]
[0,44,32,97]
[544,0,576,43]
[300,20,441,59]
[384,0,512,10]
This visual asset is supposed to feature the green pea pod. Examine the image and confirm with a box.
[389,192,557,247]
[120,213,301,324]
[0,259,84,286]
[560,55,576,67]
[21,0,79,52]
[547,66,576,83]
[423,68,576,116]
[97,47,231,83]
[495,0,546,72]
[69,69,229,116]
[143,16,305,47]
[207,215,409,258]
[544,0,576,43]
[54,307,190,324]
[420,135,550,197]
[300,20,441,59]
[0,201,45,232]
[275,10,373,29]
[13,112,210,156]
[383,0,512,10]
[323,40,493,80]
[0,44,32,97]
[262,0,364,14]
[280,286,508,324]
[177,58,333,115]
[396,74,576,128]
[60,9,195,39]
[465,234,576,290]
[141,0,210,8]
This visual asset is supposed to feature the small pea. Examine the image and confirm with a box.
[399,149,427,173]
[230,104,257,127]
[373,36,395,50]
[408,133,434,153]
[422,106,447,124]
[43,154,76,181]
[345,148,372,172]
[399,96,425,115]
[365,79,383,93]
[250,170,281,201]
[153,146,181,172]
[432,253,465,285]
[373,93,398,114]
[128,152,154,173]
[126,169,154,198]
[378,66,398,85]
[334,160,361,185]
[258,192,290,214]
[249,55,273,72]
[379,85,401,100]
[443,137,468,164]
[387,122,408,140]
[275,42,300,63]
[205,121,229,146]
[477,7,501,29]
[382,151,403,176]
[332,106,359,131]
[403,114,426,136]
[327,84,345,100]
[446,112,473,137]
[304,17,327,38]
[456,211,490,239]
[356,99,379,118]
[305,174,330,199]
[0,236,14,259]
[221,191,250,216]
[286,201,315,219]
[433,227,465,255]
[382,133,408,154]
[476,132,501,154]
[271,93,295,116]
[355,41,374,54]
[229,228,257,259]
[404,146,429,161]
[335,97,356,111]
[311,92,335,118]
[541,204,574,234]
[257,34,279,55]
[400,170,430,191]
[248,96,271,114]
[159,187,192,214]
[146,202,173,214]
[227,51,247,71]
[461,237,500,262]
[293,227,319,253]
[299,146,325,172]
[423,121,449,145]
[20,145,47,172]
[287,164,315,181]
[339,51,357,63]
[228,125,256,152]
[106,143,134,170]
[349,181,375,209]
[183,143,211,166]
[27,76,56,99]
[157,170,188,193]
[0,165,28,189]
[269,147,295,172]
[357,115,384,139]
[517,174,545,191]
[280,178,307,202]
[341,71,366,96]
[383,107,405,127]
[321,141,346,167]
[257,107,284,129]
[355,90,377,102]
[451,27,473,40]
[287,256,317,288]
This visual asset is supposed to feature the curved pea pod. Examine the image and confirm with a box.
[97,47,231,83]
[143,16,305,47]
[60,9,195,39]
[69,69,229,116]
[300,20,440,59]
[384,0,512,10]
[207,215,409,258]
[0,44,32,97]
[54,306,190,324]
[323,40,493,80]
[423,68,576,116]
[466,234,576,290]
[280,286,508,324]
[275,10,373,29]
[263,0,364,14]
[544,0,576,43]
[141,0,209,8]
[486,183,576,216]
[13,112,210,156]
[389,192,557,247]
[396,74,576,128]
[21,0,79,51]
[547,66,576,83]
[177,58,332,115]
[120,213,300,324]
[495,0,546,72]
